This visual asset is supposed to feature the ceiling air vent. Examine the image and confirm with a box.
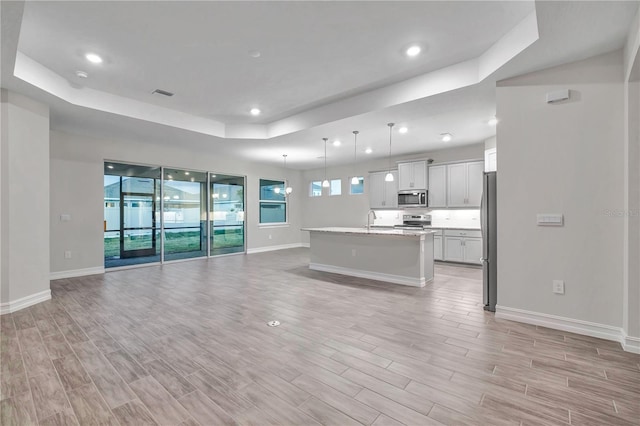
[152,89,174,97]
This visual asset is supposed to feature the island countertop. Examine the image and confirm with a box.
[301,227,437,237]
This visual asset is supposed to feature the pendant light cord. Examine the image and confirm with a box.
[323,138,328,182]
[387,123,394,173]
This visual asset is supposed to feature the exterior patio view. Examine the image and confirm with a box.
[104,162,244,268]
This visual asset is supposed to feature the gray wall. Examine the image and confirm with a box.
[496,50,625,328]
[300,143,485,243]
[1,90,50,304]
[623,8,640,342]
[50,129,304,274]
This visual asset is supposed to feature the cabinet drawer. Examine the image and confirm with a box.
[444,229,482,238]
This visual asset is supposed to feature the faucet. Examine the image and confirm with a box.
[367,209,377,231]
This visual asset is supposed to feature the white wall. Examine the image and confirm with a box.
[623,7,640,346]
[50,129,304,274]
[0,90,50,309]
[300,143,485,242]
[496,51,625,330]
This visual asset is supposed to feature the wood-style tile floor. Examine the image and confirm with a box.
[2,248,639,425]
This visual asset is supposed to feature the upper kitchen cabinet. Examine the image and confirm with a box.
[397,161,427,191]
[369,170,398,209]
[427,165,447,208]
[447,161,484,207]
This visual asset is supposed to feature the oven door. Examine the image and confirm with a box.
[398,191,427,207]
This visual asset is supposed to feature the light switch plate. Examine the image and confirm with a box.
[537,214,564,226]
[60,214,71,222]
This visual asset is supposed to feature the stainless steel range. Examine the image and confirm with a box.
[394,214,432,230]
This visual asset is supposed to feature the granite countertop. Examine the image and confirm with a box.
[301,227,436,237]
[427,226,481,230]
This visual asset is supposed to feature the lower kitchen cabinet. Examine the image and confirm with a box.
[433,235,443,260]
[443,229,482,264]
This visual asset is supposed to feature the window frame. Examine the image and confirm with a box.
[329,178,342,196]
[259,178,288,225]
[309,180,323,197]
[349,176,365,195]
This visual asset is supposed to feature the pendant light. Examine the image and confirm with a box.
[274,154,293,196]
[351,131,360,185]
[385,123,395,182]
[322,138,330,188]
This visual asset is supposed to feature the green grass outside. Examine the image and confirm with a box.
[104,229,244,258]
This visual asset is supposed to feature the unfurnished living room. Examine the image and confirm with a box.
[1,1,640,425]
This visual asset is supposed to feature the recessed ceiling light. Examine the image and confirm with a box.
[398,127,408,134]
[333,140,341,147]
[75,70,88,79]
[250,108,261,116]
[365,148,373,154]
[210,174,216,178]
[190,177,194,182]
[167,174,173,179]
[441,133,453,142]
[249,50,261,58]
[488,117,498,126]
[107,165,114,169]
[184,171,190,175]
[85,53,103,64]
[405,45,421,57]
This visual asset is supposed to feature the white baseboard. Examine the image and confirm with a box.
[309,263,427,287]
[247,243,308,254]
[0,289,51,315]
[50,267,105,280]
[622,330,640,354]
[495,305,640,353]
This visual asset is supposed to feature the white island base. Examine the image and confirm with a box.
[302,227,435,287]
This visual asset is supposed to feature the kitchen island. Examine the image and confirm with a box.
[302,227,435,287]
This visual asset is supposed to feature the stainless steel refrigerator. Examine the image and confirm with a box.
[481,172,497,312]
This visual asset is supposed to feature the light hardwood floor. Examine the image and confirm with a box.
[1,248,639,425]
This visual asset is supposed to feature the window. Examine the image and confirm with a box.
[350,176,364,195]
[310,181,322,197]
[259,179,287,224]
[330,179,342,196]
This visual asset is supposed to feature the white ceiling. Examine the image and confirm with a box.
[2,1,639,169]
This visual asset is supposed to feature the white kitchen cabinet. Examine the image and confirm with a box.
[433,235,443,261]
[398,161,427,190]
[485,148,497,172]
[368,170,398,209]
[444,236,465,262]
[427,165,447,208]
[447,161,484,207]
[443,229,482,264]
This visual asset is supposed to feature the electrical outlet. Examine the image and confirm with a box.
[268,234,272,240]
[553,280,565,294]
[351,249,357,257]
[64,250,72,259]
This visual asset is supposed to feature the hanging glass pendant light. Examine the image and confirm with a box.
[385,123,395,182]
[274,154,293,195]
[322,138,330,188]
[351,131,360,185]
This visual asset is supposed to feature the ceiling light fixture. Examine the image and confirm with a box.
[385,123,395,182]
[351,131,360,185]
[184,171,190,175]
[75,70,88,79]
[488,117,498,126]
[398,126,408,134]
[333,140,341,147]
[274,154,293,196]
[405,45,421,57]
[107,165,114,169]
[365,148,372,154]
[249,50,261,58]
[441,133,453,142]
[85,53,103,64]
[322,138,330,188]
[250,108,261,116]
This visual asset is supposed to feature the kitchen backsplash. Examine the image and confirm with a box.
[373,209,480,228]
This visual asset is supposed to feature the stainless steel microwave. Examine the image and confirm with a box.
[398,190,428,208]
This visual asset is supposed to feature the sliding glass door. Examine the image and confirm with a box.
[104,163,161,268]
[210,174,245,255]
[105,163,245,268]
